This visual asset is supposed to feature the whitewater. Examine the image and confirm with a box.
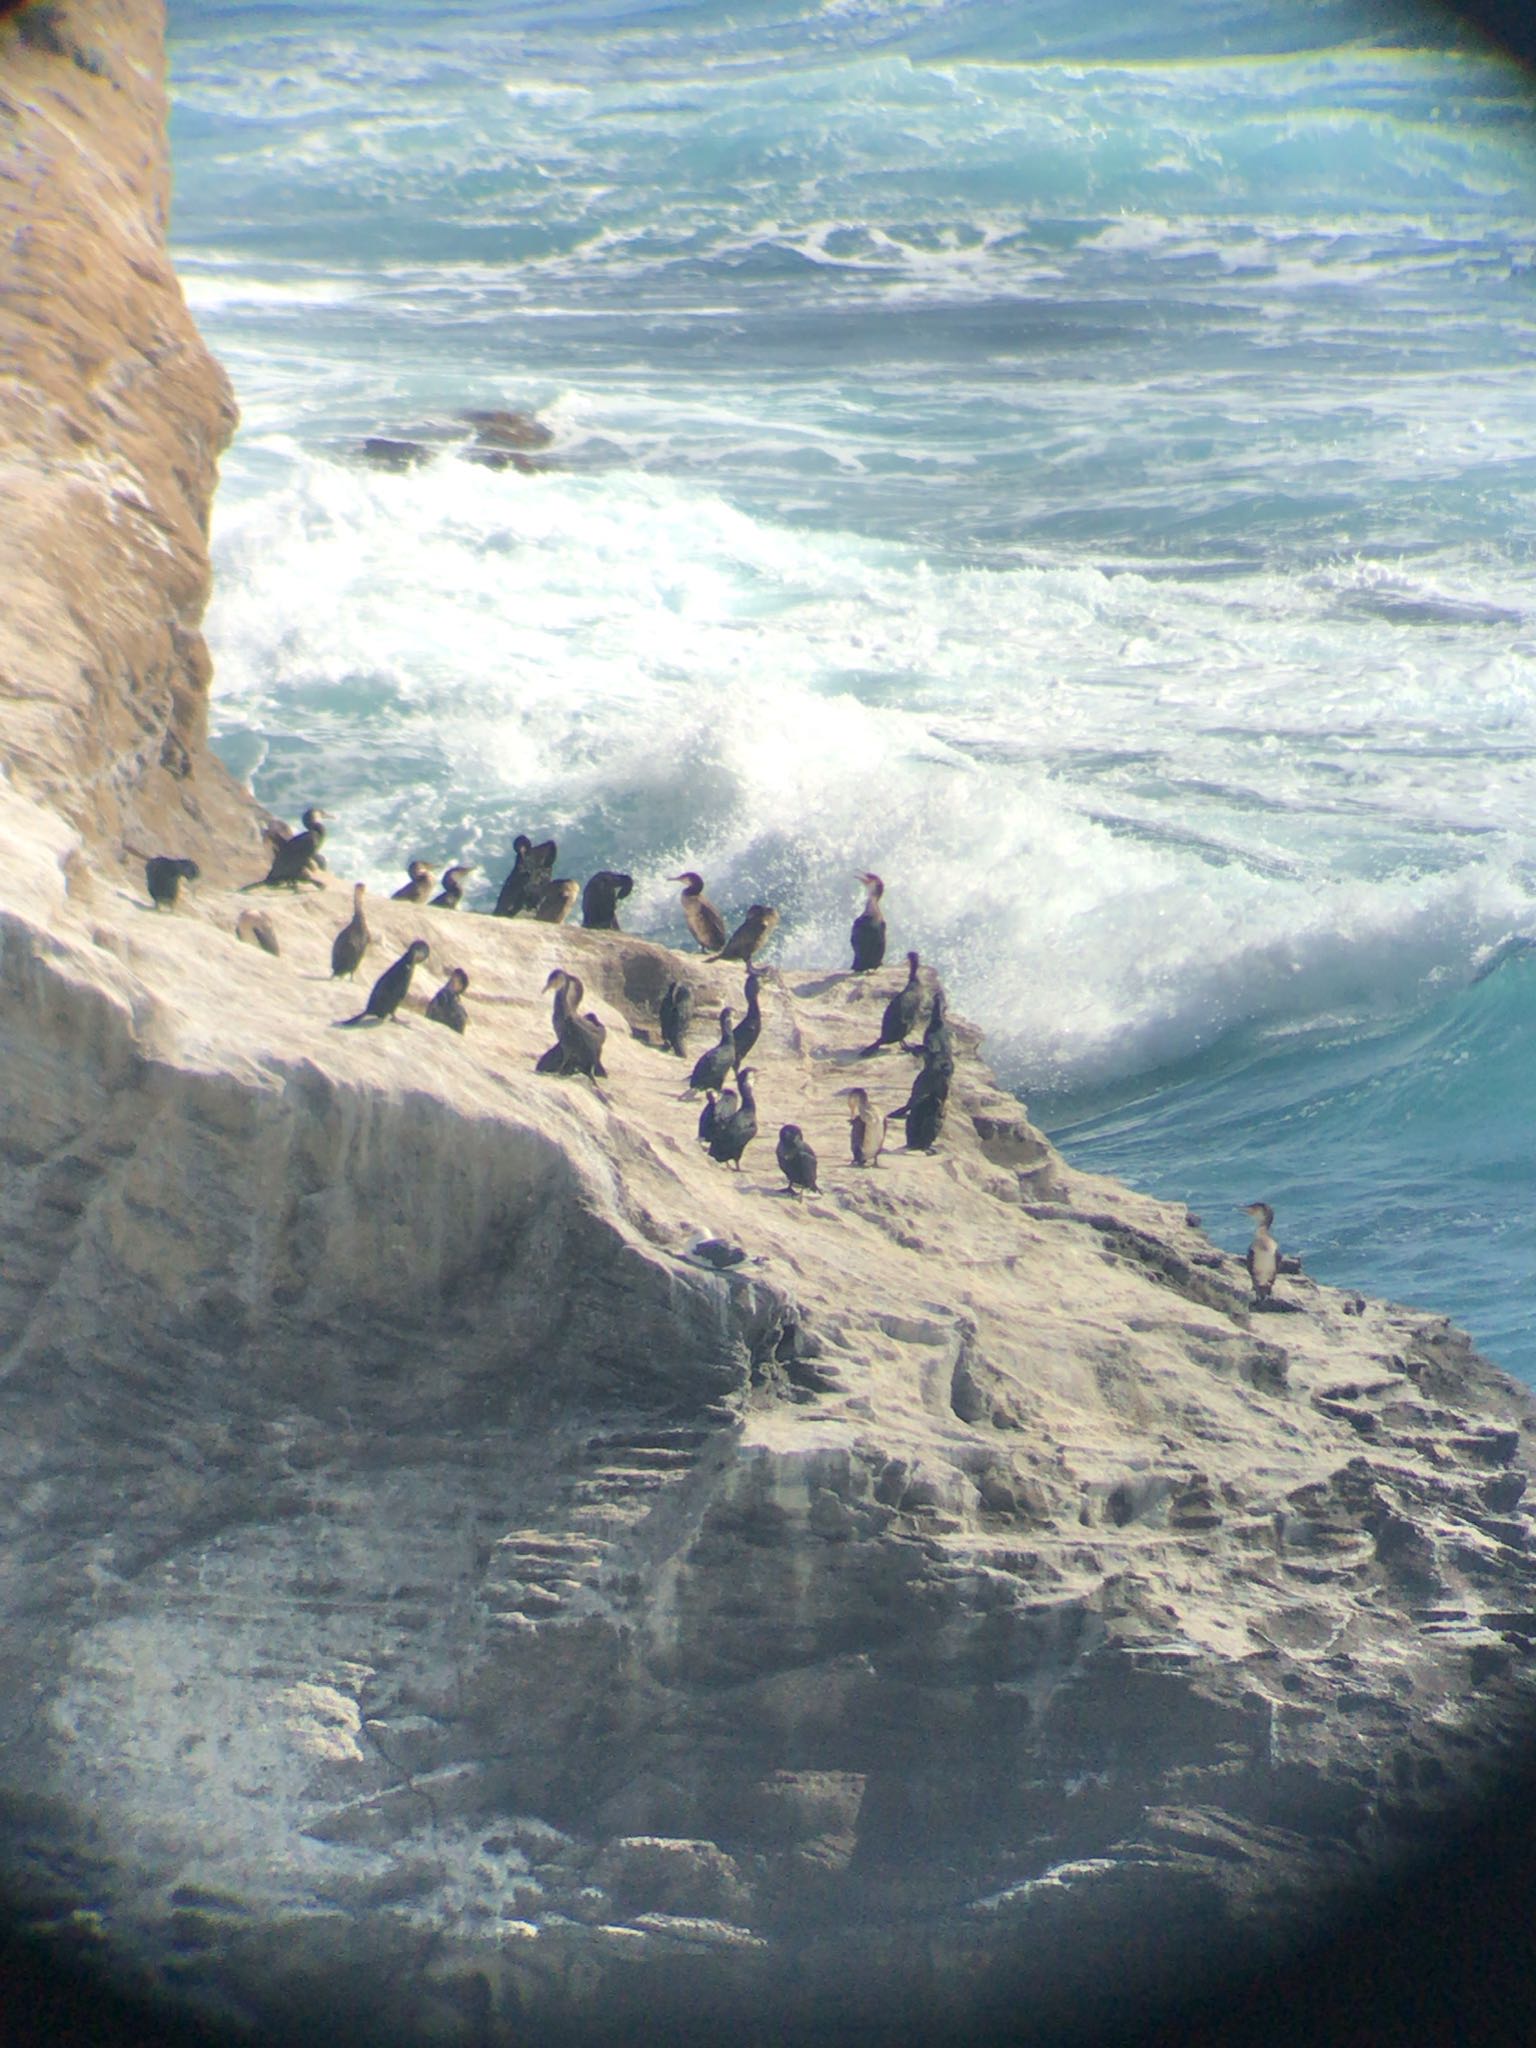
[165,0,1536,1376]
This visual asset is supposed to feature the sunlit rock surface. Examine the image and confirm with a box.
[4,5,1536,2043]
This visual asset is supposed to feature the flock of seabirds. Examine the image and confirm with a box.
[140,809,1287,1303]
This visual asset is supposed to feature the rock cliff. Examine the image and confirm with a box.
[0,0,248,866]
[3,6,1536,2044]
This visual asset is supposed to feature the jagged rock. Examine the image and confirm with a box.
[5,7,1536,2044]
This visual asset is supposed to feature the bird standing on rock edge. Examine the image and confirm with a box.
[671,872,727,953]
[431,864,475,909]
[850,872,886,973]
[392,860,435,903]
[582,870,634,931]
[866,951,923,1054]
[713,904,779,966]
[533,878,580,924]
[494,834,556,918]
[1242,1202,1280,1302]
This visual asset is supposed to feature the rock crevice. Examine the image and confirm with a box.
[4,5,1536,2042]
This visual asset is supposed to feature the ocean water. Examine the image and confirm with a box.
[165,0,1536,1378]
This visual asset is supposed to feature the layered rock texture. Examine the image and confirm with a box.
[4,5,1536,2044]
[0,0,247,865]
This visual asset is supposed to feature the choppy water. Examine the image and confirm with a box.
[166,0,1536,1376]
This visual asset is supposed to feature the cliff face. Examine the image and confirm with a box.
[4,7,1536,2046]
[0,0,248,866]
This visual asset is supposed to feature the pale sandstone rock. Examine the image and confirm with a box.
[4,6,1536,2045]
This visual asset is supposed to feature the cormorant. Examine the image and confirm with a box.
[538,968,607,1078]
[904,1086,946,1153]
[145,856,198,910]
[426,967,470,1034]
[258,813,327,873]
[708,1067,758,1169]
[392,860,435,903]
[1242,1202,1280,1302]
[245,806,328,890]
[330,883,370,979]
[698,1087,737,1148]
[582,870,634,930]
[921,984,954,1064]
[888,1043,952,1130]
[714,904,778,965]
[850,872,886,973]
[732,970,763,1066]
[843,1087,885,1168]
[660,980,694,1058]
[235,908,280,956]
[338,938,430,1026]
[865,950,922,1054]
[493,835,556,917]
[430,864,475,908]
[670,872,728,953]
[533,878,580,924]
[688,1008,736,1095]
[776,1124,819,1197]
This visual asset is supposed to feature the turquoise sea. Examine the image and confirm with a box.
[166,0,1536,1378]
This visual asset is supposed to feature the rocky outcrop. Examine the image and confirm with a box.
[4,6,1536,2044]
[0,0,249,867]
[5,828,1536,2042]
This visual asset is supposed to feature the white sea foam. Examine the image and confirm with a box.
[181,273,370,313]
[204,446,1536,1089]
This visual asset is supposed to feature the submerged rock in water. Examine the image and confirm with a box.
[459,406,555,451]
[359,435,435,470]
[6,7,1536,2046]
